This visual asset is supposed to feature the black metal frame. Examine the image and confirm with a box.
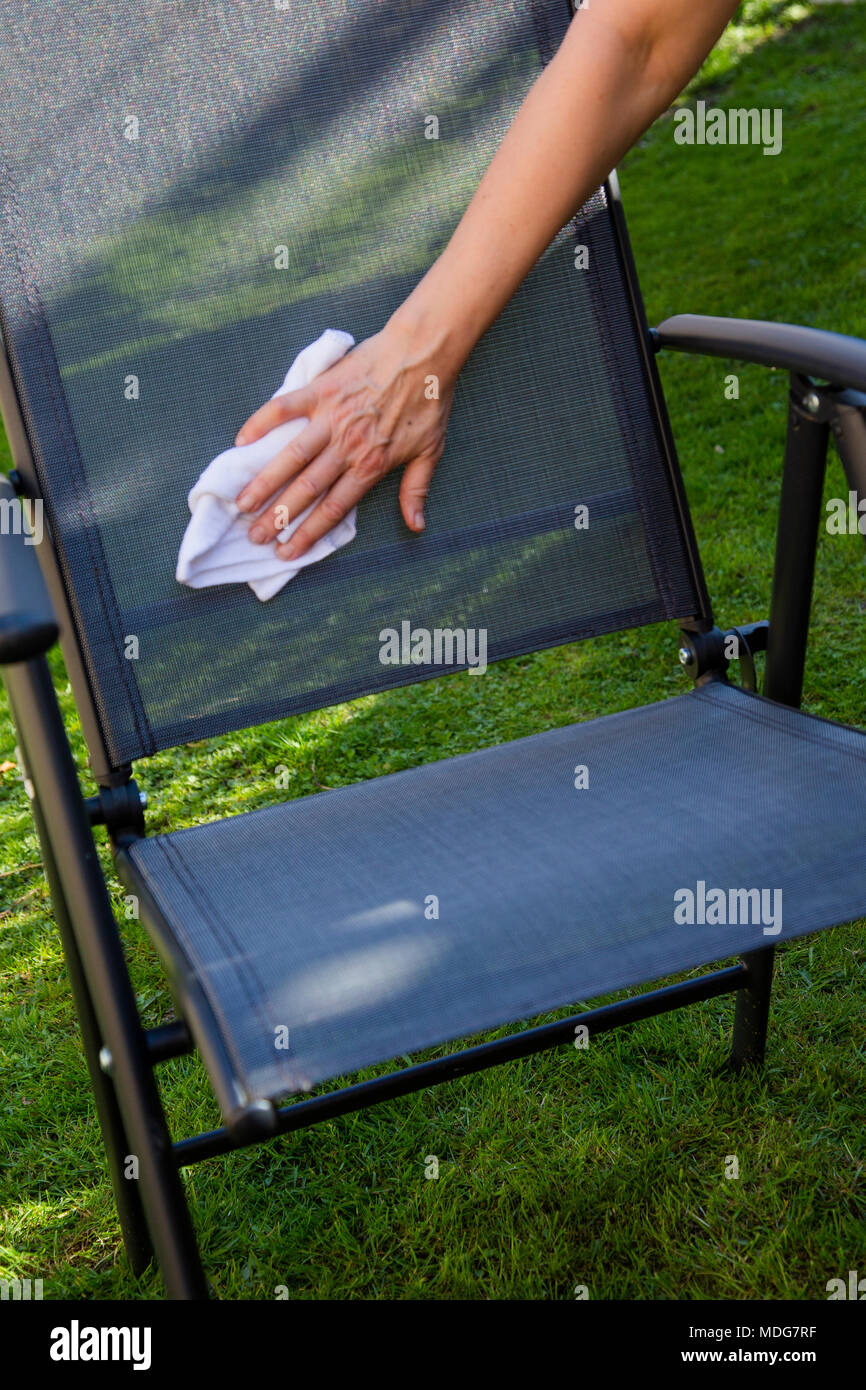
[172,965,751,1167]
[2,656,207,1297]
[4,313,865,1297]
[655,317,866,1069]
[3,158,866,1295]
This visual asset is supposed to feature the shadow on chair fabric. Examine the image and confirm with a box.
[0,0,864,1299]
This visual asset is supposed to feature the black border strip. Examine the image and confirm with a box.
[0,147,155,759]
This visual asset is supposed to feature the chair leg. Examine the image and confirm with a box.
[33,801,154,1275]
[7,659,209,1298]
[42,837,208,1297]
[109,1069,209,1299]
[730,946,775,1069]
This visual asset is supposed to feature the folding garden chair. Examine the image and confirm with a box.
[1,0,865,1300]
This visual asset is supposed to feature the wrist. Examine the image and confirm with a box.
[386,268,480,378]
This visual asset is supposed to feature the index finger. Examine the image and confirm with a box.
[235,384,317,446]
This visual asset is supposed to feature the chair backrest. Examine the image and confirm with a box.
[0,0,709,773]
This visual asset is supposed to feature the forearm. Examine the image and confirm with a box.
[388,0,740,372]
[237,0,743,551]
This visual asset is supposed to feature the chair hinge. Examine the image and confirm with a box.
[85,779,147,840]
[678,621,769,691]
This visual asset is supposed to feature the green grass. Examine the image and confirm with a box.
[1,2,864,1300]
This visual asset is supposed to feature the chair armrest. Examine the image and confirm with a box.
[655,316,866,709]
[0,473,58,663]
[653,314,866,393]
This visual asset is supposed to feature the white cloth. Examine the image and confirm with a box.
[176,328,356,601]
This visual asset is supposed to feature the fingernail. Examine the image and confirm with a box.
[414,511,425,531]
[277,542,296,559]
[236,490,252,512]
[249,525,267,543]
[235,430,248,446]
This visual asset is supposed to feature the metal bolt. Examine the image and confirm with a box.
[98,1046,113,1074]
[678,646,693,667]
[803,391,821,414]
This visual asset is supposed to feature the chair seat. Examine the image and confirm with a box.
[121,682,866,1106]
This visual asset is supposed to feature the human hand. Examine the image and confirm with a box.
[235,320,458,559]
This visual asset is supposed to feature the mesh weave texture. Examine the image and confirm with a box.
[125,683,866,1104]
[0,0,702,765]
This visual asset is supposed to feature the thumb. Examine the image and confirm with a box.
[399,454,437,532]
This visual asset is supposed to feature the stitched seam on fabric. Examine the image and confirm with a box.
[578,205,674,613]
[527,5,673,617]
[737,686,866,741]
[152,836,297,1091]
[0,148,154,759]
[694,685,866,766]
[140,838,263,1091]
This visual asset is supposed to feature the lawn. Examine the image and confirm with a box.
[1,1,863,1300]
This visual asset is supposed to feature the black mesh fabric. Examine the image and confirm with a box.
[0,0,702,766]
[124,683,866,1104]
